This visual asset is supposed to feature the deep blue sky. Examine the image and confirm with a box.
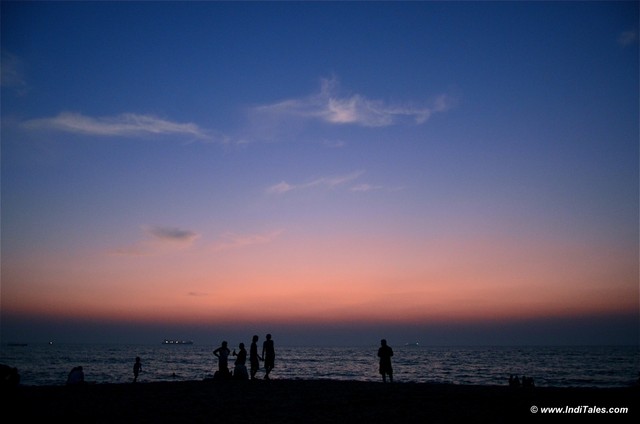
[1,1,638,346]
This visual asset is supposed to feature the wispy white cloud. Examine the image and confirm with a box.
[266,171,364,195]
[251,77,455,128]
[267,181,296,195]
[23,112,212,140]
[210,230,283,253]
[310,171,365,188]
[1,51,28,94]
[20,76,452,145]
[618,30,638,46]
[111,225,200,256]
[350,183,385,192]
[322,139,347,148]
[350,182,406,193]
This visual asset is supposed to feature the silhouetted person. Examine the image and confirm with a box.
[522,375,535,388]
[250,335,262,380]
[509,374,521,388]
[66,366,85,385]
[262,333,275,379]
[378,339,393,383]
[232,343,249,380]
[213,341,231,379]
[0,364,20,389]
[133,356,142,383]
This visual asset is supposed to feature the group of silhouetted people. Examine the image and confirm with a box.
[213,333,275,381]
[58,335,395,385]
[212,335,392,383]
[509,374,535,388]
[135,339,545,387]
[7,339,552,388]
[68,342,545,387]
[5,338,560,389]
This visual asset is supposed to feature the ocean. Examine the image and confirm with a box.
[1,343,637,388]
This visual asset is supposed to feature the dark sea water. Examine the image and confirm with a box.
[1,344,638,388]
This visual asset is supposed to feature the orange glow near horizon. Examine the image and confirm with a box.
[3,230,637,329]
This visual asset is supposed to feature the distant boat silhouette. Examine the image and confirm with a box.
[405,342,420,347]
[163,339,193,345]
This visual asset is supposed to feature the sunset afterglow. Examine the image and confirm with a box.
[1,1,637,345]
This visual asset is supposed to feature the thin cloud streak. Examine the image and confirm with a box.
[19,76,453,145]
[210,230,284,253]
[111,225,200,257]
[23,112,210,140]
[252,77,455,128]
[111,227,279,256]
[351,183,384,192]
[266,171,364,195]
[147,226,199,243]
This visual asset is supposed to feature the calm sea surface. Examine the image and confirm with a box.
[1,344,637,388]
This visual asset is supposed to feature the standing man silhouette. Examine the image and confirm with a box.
[377,339,393,383]
[250,335,262,380]
[262,333,275,380]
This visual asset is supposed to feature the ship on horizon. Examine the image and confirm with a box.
[163,339,194,345]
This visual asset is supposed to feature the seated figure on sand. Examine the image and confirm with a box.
[0,364,20,389]
[522,375,535,388]
[66,366,85,385]
[509,375,521,388]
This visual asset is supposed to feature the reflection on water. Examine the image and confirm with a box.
[1,344,637,387]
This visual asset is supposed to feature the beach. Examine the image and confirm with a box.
[4,379,637,423]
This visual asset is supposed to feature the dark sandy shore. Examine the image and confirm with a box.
[4,379,637,423]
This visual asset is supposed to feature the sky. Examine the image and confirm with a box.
[1,1,638,346]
